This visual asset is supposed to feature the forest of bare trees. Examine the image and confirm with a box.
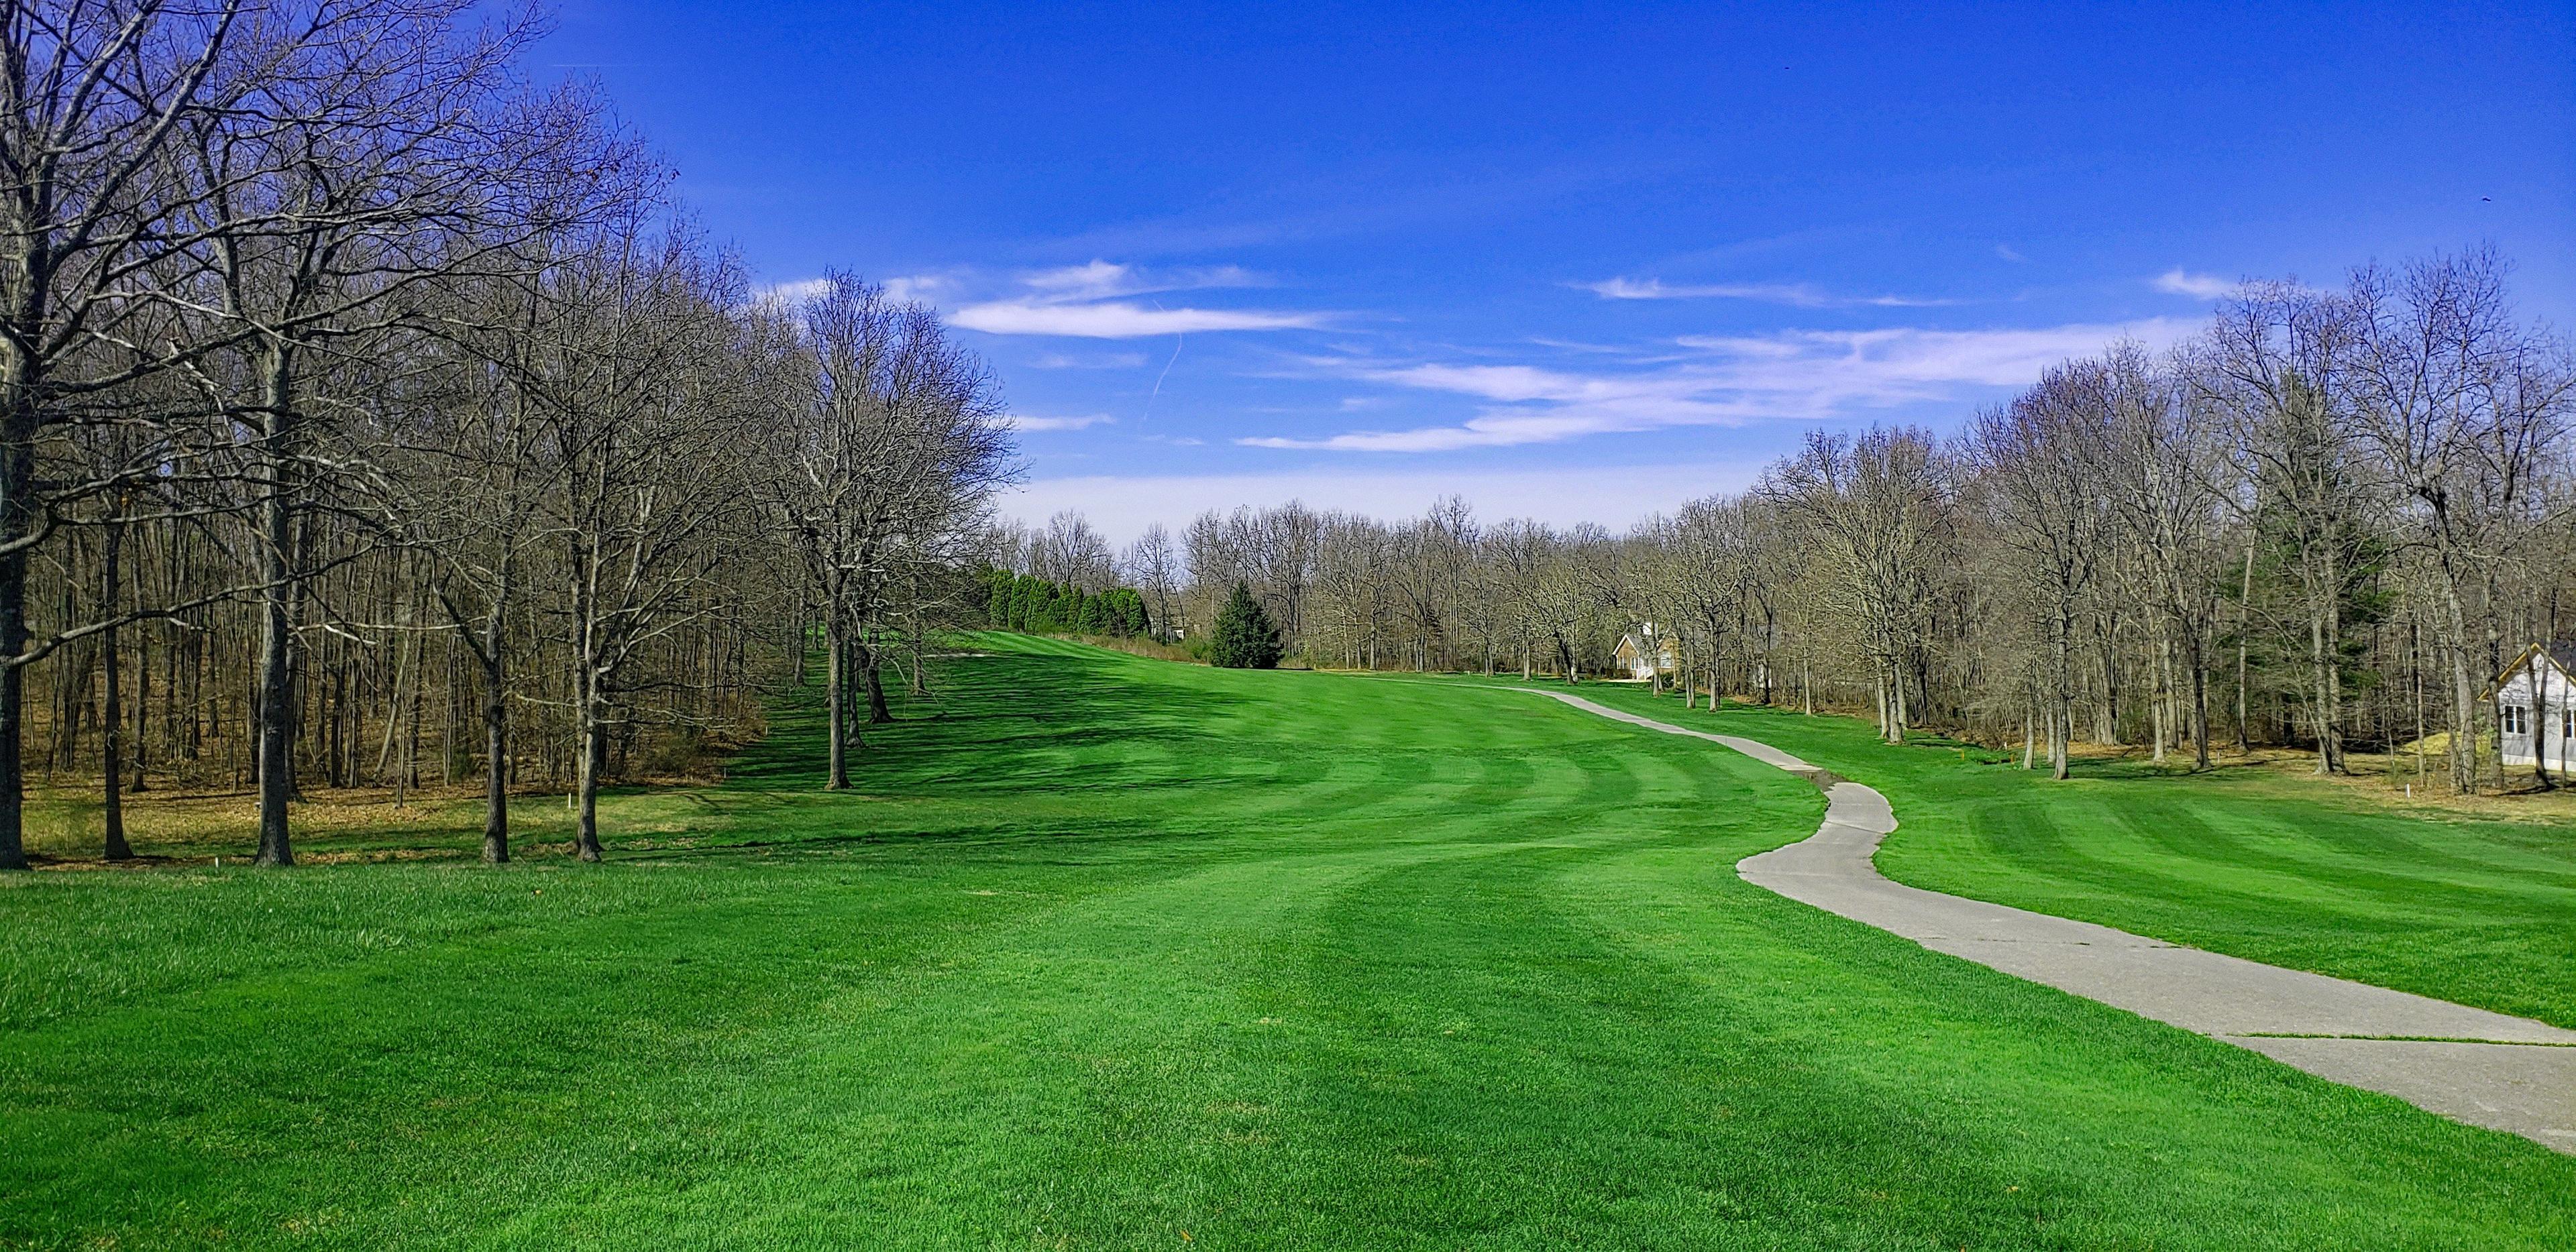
[13,6,2571,876]
[1037,249,2573,794]
[0,1,1014,868]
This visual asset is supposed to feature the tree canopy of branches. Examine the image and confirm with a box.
[1019,247,2569,799]
[0,0,1016,868]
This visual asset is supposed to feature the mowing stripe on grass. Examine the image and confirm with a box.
[1520,687,2576,1153]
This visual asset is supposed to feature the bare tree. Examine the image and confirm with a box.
[2197,282,2377,773]
[1967,359,2118,777]
[1766,429,1952,743]
[1122,522,1179,641]
[1029,510,1114,591]
[2346,249,2575,790]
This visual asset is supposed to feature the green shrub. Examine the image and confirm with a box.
[1210,582,1282,669]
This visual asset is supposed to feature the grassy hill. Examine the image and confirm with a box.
[1547,680,2576,1032]
[3,634,2572,1247]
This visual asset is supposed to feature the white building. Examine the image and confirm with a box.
[2487,643,2576,770]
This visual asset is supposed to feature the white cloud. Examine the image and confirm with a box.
[947,260,1315,338]
[1994,244,2027,263]
[1022,260,1135,300]
[952,300,1325,339]
[1018,260,1267,302]
[882,273,953,303]
[1580,276,1953,308]
[1009,412,1115,432]
[749,277,832,308]
[2153,269,2236,299]
[998,463,1767,545]
[1247,319,2196,452]
[755,274,955,308]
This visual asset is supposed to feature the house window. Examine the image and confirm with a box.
[2562,705,2574,739]
[2504,704,2529,735]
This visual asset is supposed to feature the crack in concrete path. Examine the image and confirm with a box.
[1523,687,2576,1153]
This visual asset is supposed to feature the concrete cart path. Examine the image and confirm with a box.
[1525,687,2576,1153]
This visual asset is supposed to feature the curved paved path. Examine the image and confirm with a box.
[1525,687,2576,1153]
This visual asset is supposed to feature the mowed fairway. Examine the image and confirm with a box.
[5,637,2575,1248]
[1554,681,2576,1033]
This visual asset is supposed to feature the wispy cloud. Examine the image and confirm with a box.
[1020,260,1265,302]
[1010,412,1116,432]
[749,277,832,308]
[2153,269,2236,299]
[1027,350,1150,369]
[1579,276,1954,308]
[1994,244,2027,263]
[755,274,954,308]
[954,300,1324,338]
[1244,319,2196,453]
[883,273,953,303]
[950,260,1321,339]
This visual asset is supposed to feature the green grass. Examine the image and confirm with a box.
[1544,681,2576,1032]
[2,634,2572,1248]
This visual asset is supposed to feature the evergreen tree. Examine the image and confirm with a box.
[1101,588,1148,637]
[1212,582,1283,669]
[983,568,1014,627]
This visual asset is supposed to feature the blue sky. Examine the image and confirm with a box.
[539,1,2575,540]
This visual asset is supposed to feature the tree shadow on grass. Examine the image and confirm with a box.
[696,642,1259,854]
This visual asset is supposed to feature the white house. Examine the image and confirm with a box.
[1613,622,1678,681]
[2487,643,2576,770]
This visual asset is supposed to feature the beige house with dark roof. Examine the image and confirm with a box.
[1613,622,1677,681]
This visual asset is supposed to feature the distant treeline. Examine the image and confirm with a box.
[981,571,1154,638]
[999,247,2576,798]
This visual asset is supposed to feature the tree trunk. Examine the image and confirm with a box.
[2235,537,2255,752]
[2308,610,2332,773]
[2306,537,2347,775]
[132,627,149,794]
[2528,650,2553,789]
[2438,577,2479,794]
[863,638,891,724]
[481,650,508,863]
[0,390,33,869]
[574,706,603,862]
[2188,630,2211,771]
[253,355,298,866]
[474,559,514,863]
[102,518,129,859]
[2052,616,2074,781]
[2149,633,2168,765]
[824,610,849,790]
[792,596,808,687]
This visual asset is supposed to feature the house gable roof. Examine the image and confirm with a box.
[1613,631,1674,664]
[2485,642,2576,700]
